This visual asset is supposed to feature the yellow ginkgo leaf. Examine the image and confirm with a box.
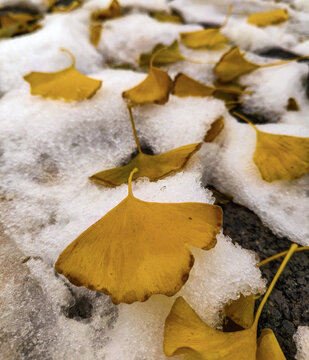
[122,49,172,105]
[151,12,182,24]
[248,9,289,27]
[224,294,255,330]
[55,168,223,304]
[0,12,42,38]
[139,40,184,67]
[51,0,82,12]
[257,329,286,360]
[215,47,309,83]
[91,0,121,21]
[180,5,232,49]
[23,49,102,102]
[164,244,298,359]
[204,117,225,143]
[90,23,102,46]
[234,112,309,182]
[90,106,201,186]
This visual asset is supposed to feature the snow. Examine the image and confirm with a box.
[295,327,309,360]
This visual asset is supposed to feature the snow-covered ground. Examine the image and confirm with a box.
[0,0,308,359]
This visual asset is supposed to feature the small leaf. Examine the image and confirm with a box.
[257,329,286,360]
[214,47,259,83]
[123,49,172,105]
[0,12,42,38]
[151,12,182,24]
[139,40,184,68]
[248,9,289,27]
[286,97,299,111]
[91,0,121,21]
[24,49,102,102]
[55,169,222,304]
[90,24,102,46]
[224,294,255,330]
[204,117,224,142]
[90,106,201,186]
[51,0,82,12]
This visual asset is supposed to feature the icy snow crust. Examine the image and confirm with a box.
[0,0,308,359]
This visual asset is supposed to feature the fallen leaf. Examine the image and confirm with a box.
[256,329,286,360]
[91,0,121,21]
[0,12,41,38]
[139,40,184,67]
[55,168,222,304]
[234,112,309,181]
[248,9,289,27]
[151,12,182,24]
[24,49,102,102]
[180,5,232,49]
[90,106,201,186]
[123,48,172,105]
[215,47,309,83]
[90,23,102,46]
[224,294,255,330]
[204,117,225,142]
[286,97,299,111]
[51,0,82,12]
[164,244,297,359]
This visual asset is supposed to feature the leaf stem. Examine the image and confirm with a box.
[127,105,142,154]
[128,168,138,197]
[258,246,309,267]
[232,111,258,131]
[60,48,76,67]
[182,57,216,65]
[260,54,309,68]
[150,46,168,67]
[221,4,233,29]
[253,243,298,326]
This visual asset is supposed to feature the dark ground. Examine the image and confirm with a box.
[218,200,309,359]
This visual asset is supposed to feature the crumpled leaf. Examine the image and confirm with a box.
[0,12,42,38]
[224,294,255,330]
[214,47,260,83]
[234,112,309,181]
[204,117,225,142]
[248,9,289,27]
[139,40,184,67]
[256,329,286,360]
[90,106,201,186]
[23,49,102,102]
[164,244,297,359]
[180,5,232,49]
[51,0,82,12]
[151,12,182,24]
[55,168,222,304]
[91,0,121,21]
[123,49,172,105]
[90,23,102,46]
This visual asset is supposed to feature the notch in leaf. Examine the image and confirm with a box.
[56,168,223,304]
[164,244,298,359]
[180,4,232,49]
[90,106,201,186]
[215,46,309,83]
[24,49,102,102]
[122,48,172,105]
[234,112,309,182]
[248,9,289,27]
[91,0,121,21]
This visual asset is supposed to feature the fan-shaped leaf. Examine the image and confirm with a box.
[180,28,229,49]
[0,12,41,38]
[248,9,289,27]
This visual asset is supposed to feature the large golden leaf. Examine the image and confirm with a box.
[256,329,286,360]
[55,168,222,304]
[164,244,298,359]
[123,49,172,105]
[91,0,121,21]
[248,9,289,27]
[90,106,201,186]
[180,5,232,49]
[24,49,102,102]
[234,112,309,182]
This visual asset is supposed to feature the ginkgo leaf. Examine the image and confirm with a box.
[91,0,121,21]
[256,329,286,360]
[248,9,289,27]
[0,12,42,38]
[90,106,201,186]
[151,12,182,24]
[23,49,102,102]
[173,73,251,100]
[51,0,82,12]
[215,47,309,83]
[55,168,223,305]
[0,21,41,38]
[180,5,232,49]
[164,244,298,359]
[224,294,255,330]
[204,117,225,142]
[90,23,102,46]
[122,49,172,105]
[139,40,184,67]
[234,112,309,182]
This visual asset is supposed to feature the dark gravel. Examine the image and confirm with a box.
[218,200,309,360]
